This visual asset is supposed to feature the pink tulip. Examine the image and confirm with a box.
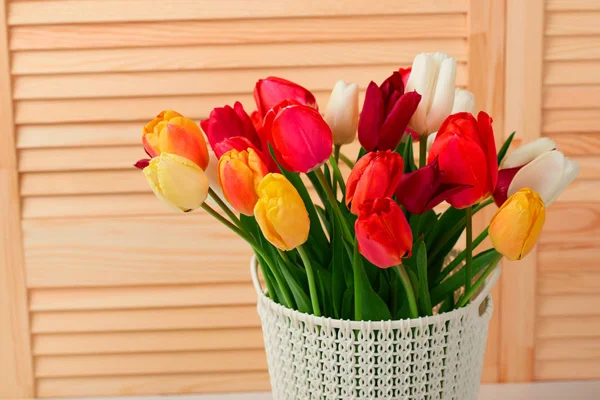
[254,77,317,117]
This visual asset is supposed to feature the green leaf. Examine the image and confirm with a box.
[437,293,455,314]
[378,271,391,305]
[430,249,500,306]
[276,257,311,313]
[316,265,333,317]
[331,221,349,319]
[497,131,516,165]
[341,286,354,320]
[416,241,433,316]
[357,147,367,162]
[402,134,417,173]
[353,240,392,321]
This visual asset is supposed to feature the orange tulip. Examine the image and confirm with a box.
[218,148,269,216]
[143,110,209,170]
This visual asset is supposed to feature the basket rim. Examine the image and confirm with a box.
[251,256,495,330]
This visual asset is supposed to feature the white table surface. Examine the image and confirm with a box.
[48,381,600,400]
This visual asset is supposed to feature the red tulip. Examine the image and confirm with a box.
[428,111,498,208]
[355,197,413,269]
[201,102,261,151]
[358,71,421,151]
[395,157,470,214]
[399,67,411,88]
[254,76,317,117]
[345,150,404,215]
[268,103,333,173]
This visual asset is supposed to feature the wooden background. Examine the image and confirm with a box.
[0,0,598,398]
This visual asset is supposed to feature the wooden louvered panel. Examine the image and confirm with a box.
[544,60,600,84]
[545,133,600,155]
[9,14,467,50]
[11,40,468,75]
[545,36,600,61]
[539,244,600,272]
[32,328,264,355]
[16,122,142,148]
[538,272,600,295]
[536,338,600,361]
[545,11,600,36]
[538,295,600,317]
[543,109,600,133]
[553,180,600,203]
[8,0,468,25]
[544,85,600,109]
[19,146,141,172]
[541,203,600,246]
[35,349,267,378]
[537,316,600,339]
[546,0,600,11]
[535,359,600,380]
[31,306,261,334]
[36,371,271,398]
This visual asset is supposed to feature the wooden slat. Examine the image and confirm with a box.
[557,180,600,203]
[29,283,257,311]
[20,170,148,196]
[535,359,600,381]
[500,0,544,383]
[19,146,141,172]
[35,349,267,377]
[32,328,264,356]
[545,133,600,156]
[543,85,600,109]
[9,14,467,50]
[36,371,271,398]
[22,215,252,288]
[541,203,600,246]
[545,11,600,36]
[17,122,142,149]
[536,338,600,361]
[571,156,600,179]
[0,0,34,397]
[545,36,600,61]
[11,40,468,75]
[12,64,469,100]
[538,272,600,295]
[8,0,468,25]
[544,61,600,85]
[31,305,261,334]
[543,109,600,133]
[539,243,600,272]
[537,316,600,339]
[546,0,600,11]
[538,294,600,317]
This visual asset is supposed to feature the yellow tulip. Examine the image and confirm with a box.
[489,188,546,261]
[254,173,310,250]
[144,153,209,212]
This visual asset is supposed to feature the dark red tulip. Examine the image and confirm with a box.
[428,112,498,209]
[492,166,522,206]
[358,71,421,152]
[345,150,404,215]
[355,197,413,269]
[395,157,470,214]
[201,102,261,151]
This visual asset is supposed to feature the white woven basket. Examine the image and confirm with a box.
[251,256,500,400]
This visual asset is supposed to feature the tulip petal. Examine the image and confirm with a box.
[493,166,522,206]
[452,88,476,114]
[508,150,566,205]
[545,156,580,205]
[325,80,359,146]
[254,76,317,116]
[503,137,557,169]
[477,111,498,192]
[157,153,209,211]
[378,91,422,151]
[425,56,457,134]
[160,118,210,170]
[358,81,385,152]
[405,53,439,135]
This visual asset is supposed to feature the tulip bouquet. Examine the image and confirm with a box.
[135,52,579,322]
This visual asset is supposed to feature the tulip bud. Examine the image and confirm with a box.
[346,150,404,215]
[427,88,477,150]
[254,173,310,251]
[355,197,413,268]
[325,80,359,146]
[428,111,498,208]
[143,110,209,170]
[200,102,262,152]
[218,148,269,216]
[143,153,209,212]
[254,76,317,117]
[405,52,457,136]
[490,188,546,261]
[269,104,333,173]
[358,72,421,151]
[494,138,579,206]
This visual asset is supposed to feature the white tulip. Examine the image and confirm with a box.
[405,52,457,136]
[503,138,579,206]
[427,89,476,150]
[325,80,359,145]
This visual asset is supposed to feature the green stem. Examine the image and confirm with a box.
[332,145,341,195]
[338,152,355,169]
[419,134,427,168]
[297,246,321,316]
[329,154,346,195]
[208,188,241,227]
[435,227,489,285]
[456,253,503,308]
[314,168,353,242]
[396,265,419,319]
[201,203,295,308]
[465,206,474,293]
